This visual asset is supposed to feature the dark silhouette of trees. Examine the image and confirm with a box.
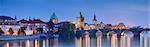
[8,28,14,35]
[0,28,4,35]
[18,28,26,36]
[36,28,43,34]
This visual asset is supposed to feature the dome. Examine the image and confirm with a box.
[50,13,57,20]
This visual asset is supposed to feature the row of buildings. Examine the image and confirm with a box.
[0,12,128,35]
[74,12,128,30]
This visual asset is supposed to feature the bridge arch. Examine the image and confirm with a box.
[107,31,116,36]
[121,31,133,37]
[83,31,90,37]
[140,30,150,37]
[96,30,102,37]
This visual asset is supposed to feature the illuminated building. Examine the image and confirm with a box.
[75,12,84,30]
[99,22,105,29]
[90,24,96,29]
[48,12,59,32]
[84,23,91,30]
[112,23,128,30]
[50,12,58,24]
[0,16,20,35]
[105,24,112,30]
[18,19,47,33]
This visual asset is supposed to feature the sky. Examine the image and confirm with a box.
[0,0,149,28]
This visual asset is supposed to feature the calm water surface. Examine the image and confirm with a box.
[0,35,149,47]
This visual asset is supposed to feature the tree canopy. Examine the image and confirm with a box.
[0,28,4,35]
[8,28,14,35]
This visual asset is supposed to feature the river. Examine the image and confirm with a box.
[0,35,149,47]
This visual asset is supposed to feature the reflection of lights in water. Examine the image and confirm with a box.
[43,40,45,47]
[107,31,116,42]
[85,35,90,47]
[46,39,49,47]
[107,32,110,36]
[96,30,102,47]
[26,40,30,47]
[140,36,143,47]
[120,36,125,47]
[96,31,102,37]
[140,31,150,47]
[127,37,131,47]
[121,35,132,47]
[20,40,23,47]
[35,40,39,47]
[96,36,102,47]
[140,36,149,47]
[83,34,90,47]
[111,34,118,47]
[121,32,124,36]
[149,37,150,47]
[90,38,96,47]
[53,38,58,47]
[144,37,147,47]
[75,37,83,47]
[107,35,110,41]
[5,42,9,47]
[121,31,133,47]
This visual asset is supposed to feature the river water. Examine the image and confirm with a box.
[0,35,149,47]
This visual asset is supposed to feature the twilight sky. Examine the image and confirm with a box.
[0,0,149,27]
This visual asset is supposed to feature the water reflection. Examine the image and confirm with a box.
[75,37,82,47]
[83,34,90,47]
[0,35,149,47]
[111,34,118,47]
[140,36,149,47]
[96,35,102,47]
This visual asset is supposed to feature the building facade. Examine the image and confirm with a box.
[75,12,84,30]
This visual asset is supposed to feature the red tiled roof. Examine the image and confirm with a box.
[17,19,29,23]
[17,19,45,23]
[30,19,45,23]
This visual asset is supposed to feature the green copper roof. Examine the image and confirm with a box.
[50,12,57,19]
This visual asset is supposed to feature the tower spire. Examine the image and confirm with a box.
[93,14,97,21]
[29,16,31,21]
[52,12,56,16]
[14,16,17,20]
[93,14,97,24]
[80,12,83,18]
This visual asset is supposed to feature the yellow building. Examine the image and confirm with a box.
[75,12,84,30]
[112,23,128,30]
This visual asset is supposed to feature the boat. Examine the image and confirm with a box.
[0,34,41,40]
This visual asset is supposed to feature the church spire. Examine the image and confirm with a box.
[14,16,17,20]
[52,12,56,17]
[93,14,97,21]
[93,14,97,24]
[79,12,84,22]
[80,12,83,18]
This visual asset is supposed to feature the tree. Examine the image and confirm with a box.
[8,28,14,35]
[0,28,4,35]
[18,28,26,36]
[48,19,54,31]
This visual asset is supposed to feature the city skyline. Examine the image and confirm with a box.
[0,0,149,28]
